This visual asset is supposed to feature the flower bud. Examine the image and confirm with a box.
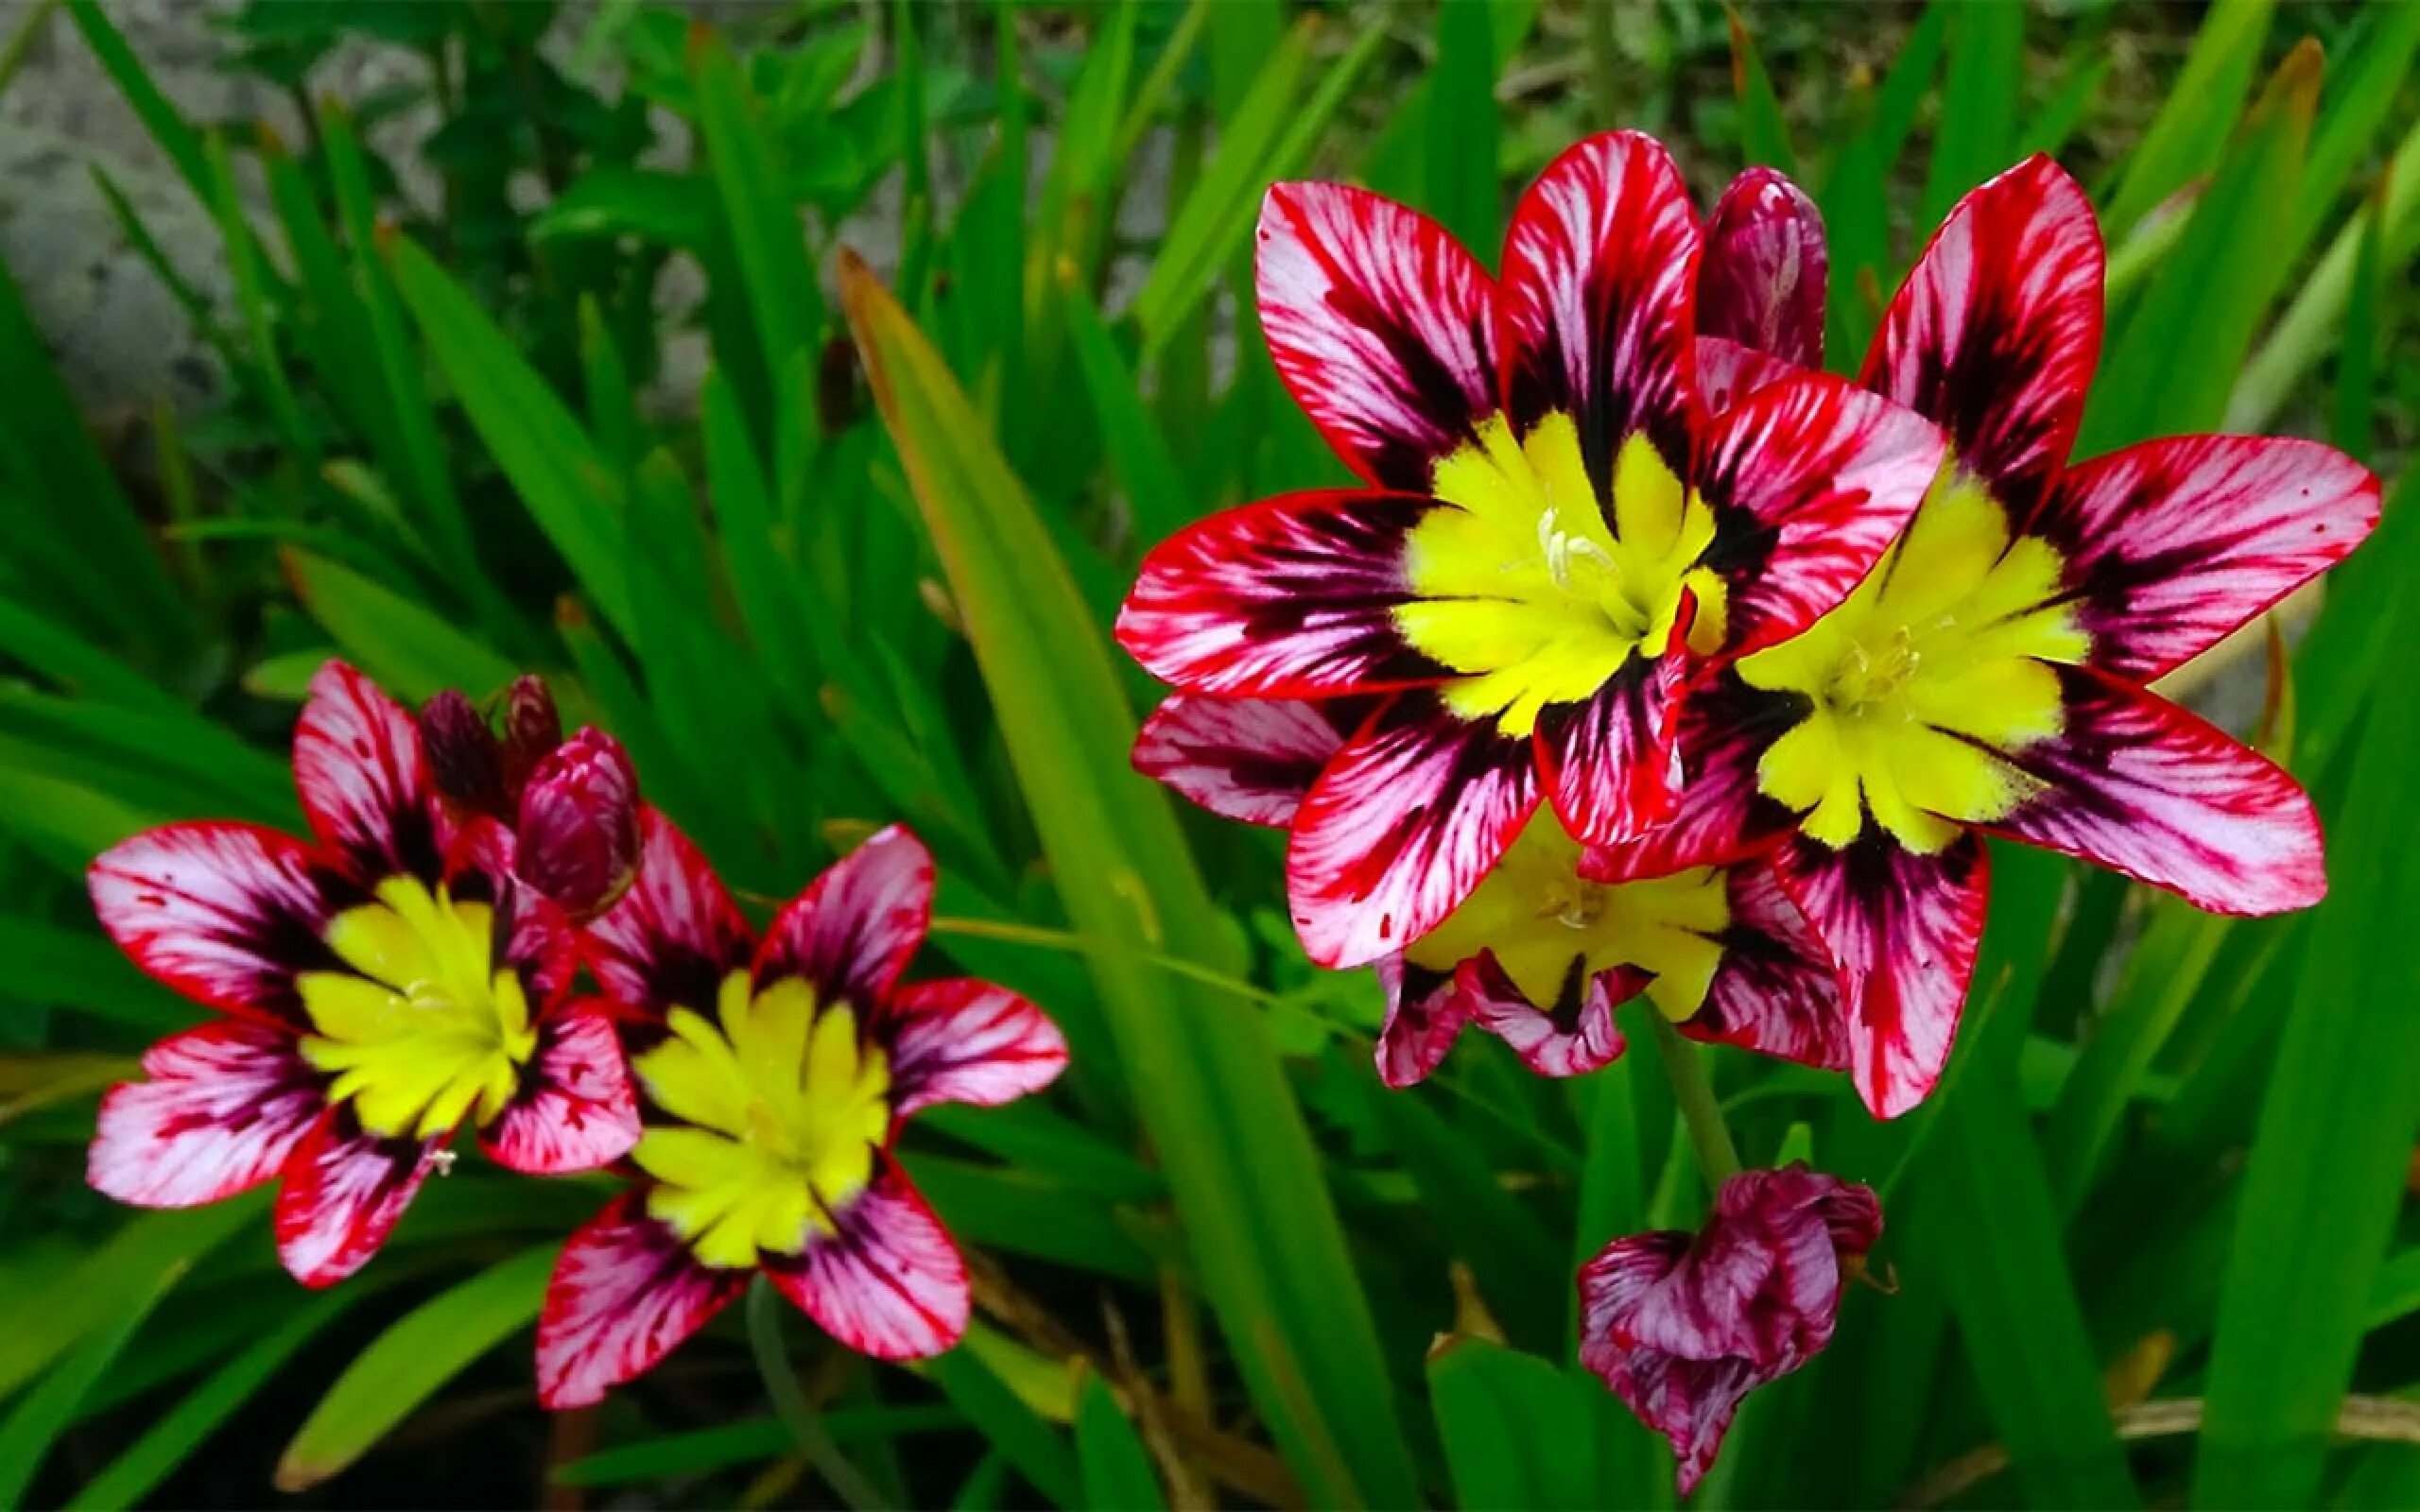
[498,674,564,802]
[419,690,505,816]
[514,728,640,920]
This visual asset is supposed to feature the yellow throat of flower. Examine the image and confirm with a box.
[1406,818,1730,1023]
[1395,413,1729,738]
[631,971,891,1269]
[298,876,540,1140]
[1737,470,2091,853]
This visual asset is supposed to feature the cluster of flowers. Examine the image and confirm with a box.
[1117,134,2377,1488]
[83,662,1068,1407]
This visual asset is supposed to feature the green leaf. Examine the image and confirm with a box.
[1430,1340,1666,1510]
[842,253,1417,1507]
[0,1255,186,1507]
[552,1409,960,1488]
[62,0,209,201]
[1726,7,1797,176]
[1075,1376,1166,1511]
[694,31,824,407]
[2101,0,2275,238]
[284,550,517,702]
[0,1202,253,1402]
[1062,285,1194,543]
[2195,581,2420,1504]
[925,1338,1080,1509]
[1921,0,2023,224]
[276,1247,556,1491]
[1426,0,1502,252]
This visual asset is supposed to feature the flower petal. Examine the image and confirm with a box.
[89,821,345,1025]
[1459,951,1641,1077]
[293,661,441,883]
[1774,831,1990,1119]
[757,825,932,1009]
[1285,696,1542,969]
[1583,675,1803,883]
[272,1110,441,1286]
[2032,435,2381,680]
[88,1020,320,1208]
[1115,490,1443,698]
[1498,131,1701,478]
[1680,862,1849,1072]
[1132,695,1365,829]
[767,1159,967,1360]
[585,807,754,1015]
[1534,640,1688,847]
[1862,154,2102,506]
[1373,956,1472,1088]
[1697,372,1948,658]
[1695,335,1803,420]
[879,979,1069,1120]
[1255,181,1500,490]
[1985,665,2325,915]
[536,1193,748,1409]
[480,1007,641,1176]
[1701,167,1827,369]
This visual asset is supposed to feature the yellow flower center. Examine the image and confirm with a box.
[1735,470,2091,853]
[1406,819,1730,1023]
[297,876,540,1141]
[1396,414,1729,737]
[630,971,891,1269]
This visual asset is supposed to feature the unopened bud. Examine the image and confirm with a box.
[499,673,564,801]
[514,728,640,920]
[419,690,505,816]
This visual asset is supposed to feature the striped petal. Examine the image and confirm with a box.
[1458,951,1643,1078]
[1697,372,1948,658]
[1374,956,1473,1089]
[2032,435,2381,680]
[1255,181,1500,490]
[585,808,754,1017]
[1987,665,2324,915]
[480,1007,641,1176]
[1132,695,1363,829]
[88,1020,320,1208]
[1678,863,1848,1072]
[89,822,345,1025]
[1498,130,1702,489]
[767,1159,967,1360]
[293,661,441,884]
[1863,155,2101,507]
[757,825,932,1009]
[1535,647,1689,847]
[1116,490,1443,698]
[1584,675,1803,884]
[880,978,1069,1120]
[1286,696,1542,969]
[1701,167,1827,369]
[1775,831,1990,1119]
[536,1193,748,1409]
[273,1110,442,1286]
[1696,335,1804,420]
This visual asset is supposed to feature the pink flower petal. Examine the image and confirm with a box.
[1695,335,1804,420]
[88,821,342,1025]
[1986,664,2325,916]
[767,1160,968,1361]
[880,979,1068,1120]
[1458,951,1641,1078]
[1534,640,1688,848]
[1582,675,1802,884]
[88,1019,321,1208]
[293,661,439,883]
[757,825,932,1009]
[1373,955,1473,1089]
[536,1194,748,1409]
[1255,181,1501,490]
[584,807,754,1015]
[1862,154,2102,506]
[1132,695,1364,829]
[1697,372,1948,658]
[2035,435,2380,680]
[272,1111,442,1286]
[1285,696,1542,970]
[480,1007,641,1176]
[1701,167,1828,369]
[1774,831,1990,1119]
[1115,490,1443,699]
[1680,862,1849,1073]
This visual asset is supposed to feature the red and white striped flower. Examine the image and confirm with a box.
[86,662,638,1286]
[1593,156,2380,1116]
[1116,132,1949,973]
[535,814,1067,1409]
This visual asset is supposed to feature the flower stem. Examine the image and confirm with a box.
[926,915,1277,1005]
[1644,1010,1742,1190]
[745,1277,883,1512]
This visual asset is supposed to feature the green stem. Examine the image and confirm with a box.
[1584,0,1623,132]
[745,1277,883,1512]
[1644,1010,1742,1190]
